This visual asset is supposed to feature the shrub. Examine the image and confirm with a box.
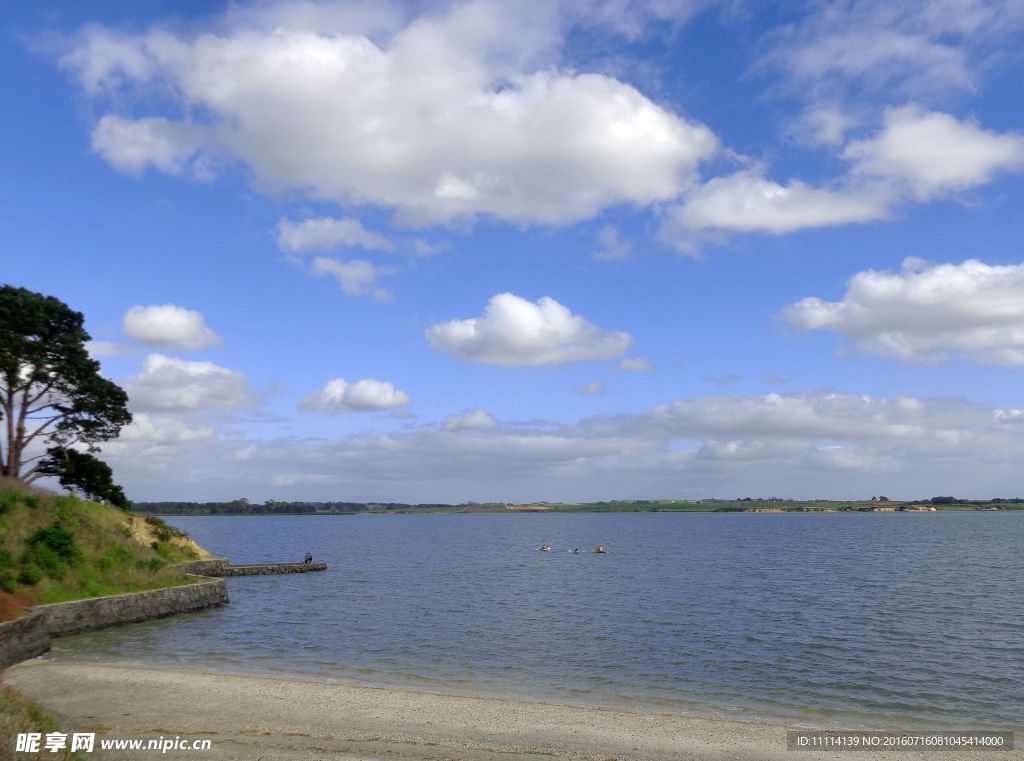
[0,492,17,515]
[151,541,175,560]
[97,547,132,572]
[16,566,42,586]
[24,523,80,576]
[144,515,186,541]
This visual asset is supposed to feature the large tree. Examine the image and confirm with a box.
[0,285,131,482]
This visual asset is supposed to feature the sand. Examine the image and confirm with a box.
[4,659,1018,760]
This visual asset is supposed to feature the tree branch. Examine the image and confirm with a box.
[25,378,57,408]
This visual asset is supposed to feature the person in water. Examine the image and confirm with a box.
[539,544,551,551]
[594,545,606,553]
[573,548,580,554]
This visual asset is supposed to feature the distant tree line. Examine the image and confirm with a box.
[132,499,459,515]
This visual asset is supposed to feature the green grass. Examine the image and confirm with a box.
[0,686,82,760]
[0,479,199,615]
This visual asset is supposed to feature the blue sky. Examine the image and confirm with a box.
[4,0,1024,502]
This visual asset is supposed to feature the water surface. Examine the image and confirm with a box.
[54,512,1024,727]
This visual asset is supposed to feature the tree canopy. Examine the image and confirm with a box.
[0,285,132,483]
[38,447,131,509]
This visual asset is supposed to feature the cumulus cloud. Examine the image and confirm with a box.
[669,170,892,236]
[124,354,259,412]
[300,378,411,413]
[782,258,1024,365]
[117,413,216,445]
[276,216,394,253]
[576,380,606,396]
[310,257,394,302]
[619,357,654,372]
[90,115,209,178]
[667,107,1024,242]
[845,105,1024,200]
[122,304,222,351]
[62,2,717,226]
[443,409,497,431]
[427,293,632,367]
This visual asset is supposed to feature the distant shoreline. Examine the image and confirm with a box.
[141,502,1024,516]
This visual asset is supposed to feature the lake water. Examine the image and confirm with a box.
[54,512,1023,728]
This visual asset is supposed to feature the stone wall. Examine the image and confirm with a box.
[0,612,49,669]
[32,577,228,637]
[173,558,229,575]
[221,562,327,576]
[0,557,325,669]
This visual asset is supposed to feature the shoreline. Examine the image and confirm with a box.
[6,659,1019,760]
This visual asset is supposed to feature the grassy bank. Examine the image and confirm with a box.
[0,686,80,760]
[0,478,209,619]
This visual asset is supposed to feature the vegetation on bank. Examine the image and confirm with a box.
[0,686,80,760]
[0,479,203,620]
[132,496,1024,515]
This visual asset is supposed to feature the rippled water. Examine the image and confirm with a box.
[54,513,1023,727]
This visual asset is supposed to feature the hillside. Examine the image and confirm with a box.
[0,478,210,621]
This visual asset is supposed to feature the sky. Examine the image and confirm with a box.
[4,0,1024,503]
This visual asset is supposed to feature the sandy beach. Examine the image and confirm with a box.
[5,659,1017,761]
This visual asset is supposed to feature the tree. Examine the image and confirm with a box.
[38,447,130,509]
[0,285,132,482]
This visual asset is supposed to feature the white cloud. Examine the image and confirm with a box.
[124,354,258,412]
[668,107,1024,242]
[443,410,497,431]
[629,391,958,441]
[64,2,718,226]
[782,258,1024,365]
[763,0,1024,102]
[696,438,808,462]
[310,256,394,302]
[122,304,222,351]
[85,340,133,358]
[276,216,394,253]
[795,105,856,147]
[117,412,216,445]
[576,380,606,396]
[845,105,1024,200]
[592,226,633,262]
[427,293,632,367]
[102,388,1024,503]
[619,357,654,372]
[300,378,411,413]
[668,169,892,237]
[91,115,208,178]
